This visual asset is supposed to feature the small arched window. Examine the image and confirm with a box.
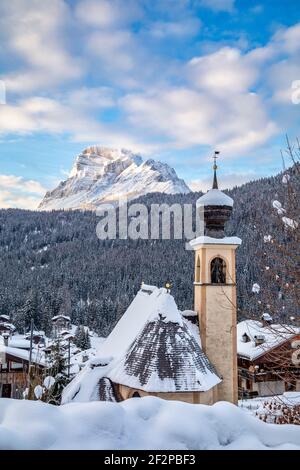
[196,256,200,282]
[210,257,226,284]
[132,391,141,398]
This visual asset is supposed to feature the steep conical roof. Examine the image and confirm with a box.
[108,293,221,392]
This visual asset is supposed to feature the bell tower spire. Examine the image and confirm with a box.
[212,151,219,189]
[190,157,242,405]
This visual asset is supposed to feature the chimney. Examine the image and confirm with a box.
[241,332,251,343]
[254,334,265,347]
[2,332,9,346]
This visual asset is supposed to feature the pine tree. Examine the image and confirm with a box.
[84,329,91,349]
[45,339,69,405]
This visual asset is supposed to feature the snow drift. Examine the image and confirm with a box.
[0,397,299,450]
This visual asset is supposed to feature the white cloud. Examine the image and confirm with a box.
[121,85,276,154]
[0,0,82,93]
[199,0,235,13]
[187,47,258,94]
[0,95,139,149]
[75,0,142,28]
[65,87,116,109]
[87,30,135,72]
[149,18,201,38]
[189,171,258,192]
[0,174,47,210]
[273,23,300,55]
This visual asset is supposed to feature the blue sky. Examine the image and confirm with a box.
[0,0,300,209]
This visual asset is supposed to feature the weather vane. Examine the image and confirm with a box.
[212,151,220,189]
[213,150,220,170]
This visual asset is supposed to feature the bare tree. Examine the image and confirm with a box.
[240,138,300,423]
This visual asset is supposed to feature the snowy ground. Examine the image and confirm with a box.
[0,397,300,450]
[239,392,300,414]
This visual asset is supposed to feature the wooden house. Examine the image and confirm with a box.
[0,345,45,398]
[237,319,300,398]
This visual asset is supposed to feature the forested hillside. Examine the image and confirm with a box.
[0,166,298,336]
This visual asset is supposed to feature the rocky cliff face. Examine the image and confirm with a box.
[39,146,190,211]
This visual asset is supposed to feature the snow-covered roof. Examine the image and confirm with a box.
[0,314,10,321]
[181,309,197,317]
[96,286,164,359]
[52,315,71,322]
[190,235,242,248]
[0,345,46,366]
[108,293,220,392]
[25,330,45,337]
[62,288,219,402]
[8,338,31,349]
[60,330,72,336]
[197,189,233,207]
[0,322,16,331]
[62,356,114,403]
[237,320,300,361]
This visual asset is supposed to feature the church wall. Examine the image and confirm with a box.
[116,383,216,404]
[205,285,238,404]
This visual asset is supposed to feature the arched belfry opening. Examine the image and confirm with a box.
[132,391,141,398]
[196,256,200,282]
[210,257,226,284]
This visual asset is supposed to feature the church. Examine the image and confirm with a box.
[62,159,241,406]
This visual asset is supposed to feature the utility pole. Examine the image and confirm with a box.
[28,318,34,368]
[68,337,71,378]
[27,318,34,399]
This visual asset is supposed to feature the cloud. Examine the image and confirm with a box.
[121,84,276,155]
[87,30,135,73]
[198,0,235,13]
[187,47,258,94]
[65,87,116,109]
[149,18,201,38]
[0,1,299,173]
[0,0,82,93]
[0,95,148,152]
[75,0,142,28]
[189,171,258,192]
[0,174,47,210]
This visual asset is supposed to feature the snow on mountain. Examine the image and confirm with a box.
[39,146,190,211]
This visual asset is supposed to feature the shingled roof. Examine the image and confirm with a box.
[108,293,221,393]
[62,287,221,403]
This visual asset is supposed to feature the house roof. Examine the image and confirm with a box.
[0,315,10,321]
[237,320,300,361]
[52,315,71,322]
[0,345,46,366]
[96,285,164,360]
[108,294,221,392]
[98,377,119,402]
[62,288,220,402]
[0,322,16,331]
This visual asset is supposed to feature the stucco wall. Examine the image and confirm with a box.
[194,244,239,404]
[117,383,216,404]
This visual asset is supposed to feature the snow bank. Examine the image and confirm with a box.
[0,397,299,450]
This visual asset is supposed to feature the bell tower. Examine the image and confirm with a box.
[190,152,241,404]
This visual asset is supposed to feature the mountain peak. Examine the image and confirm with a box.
[39,146,190,211]
[69,146,143,179]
